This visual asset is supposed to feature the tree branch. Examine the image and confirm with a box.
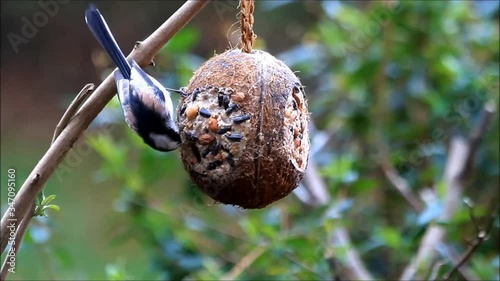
[326,257,344,281]
[0,0,211,256]
[400,102,496,280]
[381,161,425,212]
[0,204,34,280]
[298,159,373,280]
[462,101,497,179]
[221,245,267,280]
[443,204,499,280]
[52,83,95,143]
[1,83,95,278]
[428,260,446,281]
[300,161,331,207]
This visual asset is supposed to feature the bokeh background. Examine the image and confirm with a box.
[1,1,499,280]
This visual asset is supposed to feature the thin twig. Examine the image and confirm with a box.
[381,162,425,212]
[52,83,95,143]
[300,161,331,206]
[400,103,496,280]
[376,21,424,210]
[1,84,96,278]
[428,260,446,281]
[0,204,34,280]
[0,0,210,262]
[313,15,392,280]
[297,119,372,279]
[418,191,477,280]
[464,198,482,234]
[443,204,499,280]
[462,101,497,179]
[330,225,373,280]
[299,160,373,280]
[326,257,343,281]
[221,245,266,280]
[441,244,477,281]
[282,254,327,279]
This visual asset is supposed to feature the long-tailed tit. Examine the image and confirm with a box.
[85,4,181,151]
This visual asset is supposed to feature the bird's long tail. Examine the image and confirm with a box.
[85,4,131,79]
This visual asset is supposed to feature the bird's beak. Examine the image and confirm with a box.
[166,87,186,96]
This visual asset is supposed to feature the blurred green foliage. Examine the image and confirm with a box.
[3,1,499,280]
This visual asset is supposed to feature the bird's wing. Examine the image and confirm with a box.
[114,70,138,131]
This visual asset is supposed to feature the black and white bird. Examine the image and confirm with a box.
[85,4,181,151]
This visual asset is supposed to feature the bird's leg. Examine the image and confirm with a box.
[134,41,155,66]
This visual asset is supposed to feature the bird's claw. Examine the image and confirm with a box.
[134,41,155,66]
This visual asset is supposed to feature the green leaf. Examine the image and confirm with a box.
[351,178,377,192]
[376,227,403,248]
[320,153,358,183]
[162,26,199,54]
[34,193,59,217]
[40,194,56,206]
[42,205,60,212]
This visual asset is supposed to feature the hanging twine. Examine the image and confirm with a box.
[240,0,255,53]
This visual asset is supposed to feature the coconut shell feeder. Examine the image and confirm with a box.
[177,0,310,209]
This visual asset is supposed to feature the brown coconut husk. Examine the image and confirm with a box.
[177,49,310,209]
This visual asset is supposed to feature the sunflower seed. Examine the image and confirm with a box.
[211,142,222,155]
[217,126,232,134]
[226,133,243,142]
[226,103,239,115]
[199,108,212,118]
[223,95,230,109]
[233,114,251,124]
[218,93,224,107]
[192,88,201,101]
[207,160,223,170]
[179,103,187,115]
[202,147,211,158]
[190,144,201,162]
